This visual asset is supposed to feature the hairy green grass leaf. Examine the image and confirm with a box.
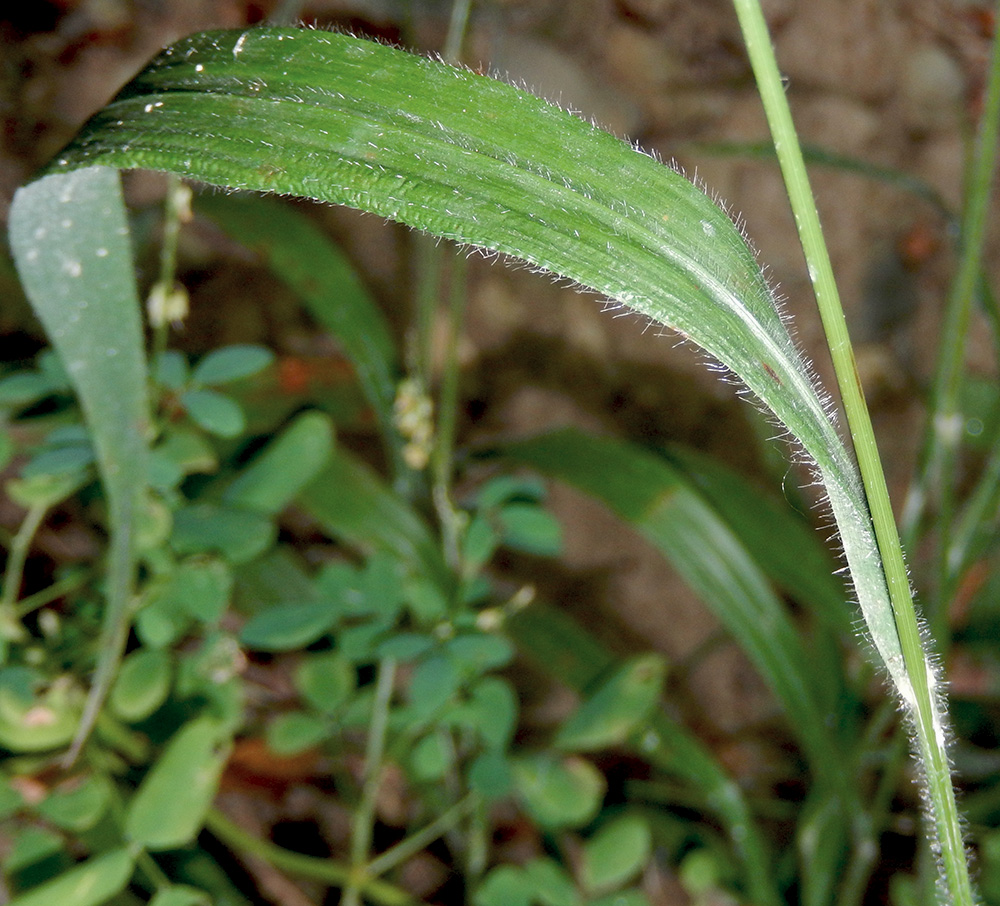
[38,26,906,703]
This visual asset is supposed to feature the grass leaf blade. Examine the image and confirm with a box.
[8,167,149,763]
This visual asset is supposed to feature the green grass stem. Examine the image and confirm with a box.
[731,1,976,902]
[902,4,1000,594]
[344,657,397,906]
[204,809,421,906]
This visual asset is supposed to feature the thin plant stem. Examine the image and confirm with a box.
[424,0,474,566]
[730,1,975,903]
[366,793,477,877]
[0,502,48,649]
[902,4,1000,607]
[204,809,421,906]
[947,440,1000,586]
[411,237,441,389]
[343,657,397,906]
[15,567,91,619]
[148,174,191,379]
[442,0,473,65]
[431,253,469,571]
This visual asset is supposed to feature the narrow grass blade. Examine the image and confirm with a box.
[299,447,450,590]
[37,27,908,700]
[666,445,850,632]
[196,194,405,481]
[8,167,149,763]
[502,428,845,785]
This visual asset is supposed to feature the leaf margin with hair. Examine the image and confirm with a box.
[36,27,906,695]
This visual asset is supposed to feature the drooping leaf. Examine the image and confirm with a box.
[8,167,149,760]
[37,26,905,702]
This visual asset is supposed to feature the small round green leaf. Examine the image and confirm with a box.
[110,647,172,722]
[170,503,275,564]
[589,891,651,906]
[149,886,211,906]
[173,557,233,624]
[192,344,274,385]
[511,753,605,829]
[495,503,563,556]
[0,372,52,407]
[125,717,231,851]
[375,632,434,661]
[445,633,515,675]
[267,711,330,755]
[523,859,581,906]
[581,814,652,895]
[457,676,517,750]
[0,680,81,753]
[475,475,547,510]
[408,655,461,719]
[295,651,355,713]
[461,515,499,572]
[5,826,64,875]
[6,471,88,509]
[180,388,246,438]
[409,731,450,781]
[467,750,513,801]
[240,601,339,652]
[36,775,111,833]
[473,866,534,906]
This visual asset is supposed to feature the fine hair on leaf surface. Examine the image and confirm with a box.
[5,10,988,905]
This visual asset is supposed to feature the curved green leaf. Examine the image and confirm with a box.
[8,167,149,762]
[223,410,334,514]
[554,654,666,753]
[504,427,844,781]
[39,27,904,698]
[8,847,134,906]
